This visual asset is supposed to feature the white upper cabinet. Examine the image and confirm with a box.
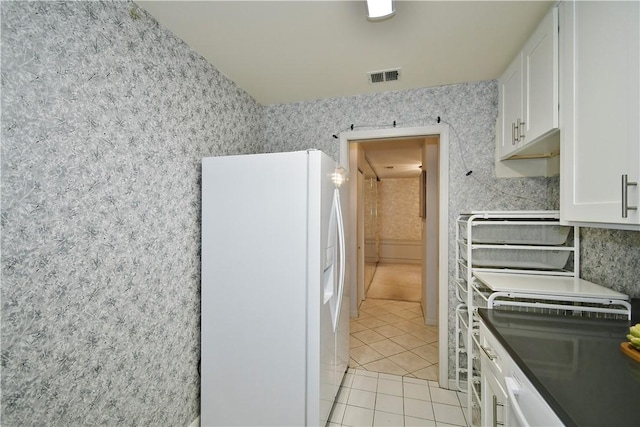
[498,7,559,161]
[559,0,640,230]
[522,7,559,145]
[498,53,524,159]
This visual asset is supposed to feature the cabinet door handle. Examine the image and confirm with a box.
[517,118,525,140]
[622,174,637,218]
[493,395,504,427]
[511,122,517,145]
[480,345,497,361]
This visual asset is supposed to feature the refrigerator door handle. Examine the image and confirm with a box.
[333,188,346,333]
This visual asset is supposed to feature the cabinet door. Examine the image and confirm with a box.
[560,0,640,229]
[482,368,507,427]
[523,6,558,144]
[480,321,508,427]
[498,53,524,160]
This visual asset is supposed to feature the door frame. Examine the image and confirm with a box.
[356,170,365,312]
[339,125,449,388]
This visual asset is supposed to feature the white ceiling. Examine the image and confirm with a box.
[136,0,553,106]
[136,1,553,178]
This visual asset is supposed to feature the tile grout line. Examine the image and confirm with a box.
[342,264,466,426]
[350,298,439,380]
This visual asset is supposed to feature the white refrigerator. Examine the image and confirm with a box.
[201,150,350,426]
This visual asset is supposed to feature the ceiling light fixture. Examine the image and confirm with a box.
[366,0,395,21]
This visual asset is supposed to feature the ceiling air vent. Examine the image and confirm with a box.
[367,68,401,84]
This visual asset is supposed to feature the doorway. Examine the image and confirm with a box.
[340,125,449,387]
[356,138,426,304]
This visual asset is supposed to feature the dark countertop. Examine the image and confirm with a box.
[478,308,640,427]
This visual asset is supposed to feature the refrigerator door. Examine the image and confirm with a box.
[325,188,346,333]
[313,151,341,427]
[319,160,350,420]
[334,179,350,393]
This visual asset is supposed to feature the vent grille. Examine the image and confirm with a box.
[370,72,385,83]
[368,68,401,84]
[385,70,399,81]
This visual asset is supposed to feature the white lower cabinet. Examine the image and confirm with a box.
[479,321,508,427]
[482,364,507,427]
[559,0,640,229]
[480,319,564,427]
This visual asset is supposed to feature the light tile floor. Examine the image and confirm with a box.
[350,299,439,380]
[328,369,468,427]
[365,264,422,302]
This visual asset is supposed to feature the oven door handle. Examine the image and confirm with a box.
[505,377,530,427]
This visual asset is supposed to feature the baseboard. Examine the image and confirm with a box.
[188,415,200,427]
[424,317,437,326]
[378,239,421,263]
[449,378,466,393]
[378,257,421,264]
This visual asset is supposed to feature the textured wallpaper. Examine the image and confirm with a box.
[580,228,640,298]
[1,1,261,425]
[377,178,421,241]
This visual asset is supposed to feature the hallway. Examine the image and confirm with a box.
[365,263,421,302]
[350,262,438,380]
